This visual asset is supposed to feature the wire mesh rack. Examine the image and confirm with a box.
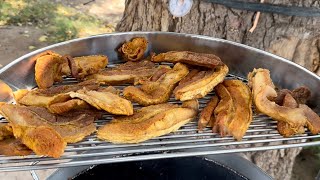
[0,65,319,173]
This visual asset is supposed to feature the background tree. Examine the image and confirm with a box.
[116,0,320,179]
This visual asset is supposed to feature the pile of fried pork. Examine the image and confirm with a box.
[0,37,319,158]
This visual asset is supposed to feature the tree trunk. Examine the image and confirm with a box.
[116,0,320,179]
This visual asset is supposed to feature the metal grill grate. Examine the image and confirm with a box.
[0,65,319,172]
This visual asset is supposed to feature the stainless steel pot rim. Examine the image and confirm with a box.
[1,31,319,82]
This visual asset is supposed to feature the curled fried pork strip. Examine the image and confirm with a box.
[70,89,133,115]
[198,96,219,131]
[223,80,252,141]
[13,81,99,114]
[248,68,307,130]
[213,83,235,136]
[86,61,162,85]
[61,55,108,79]
[123,63,189,106]
[34,52,65,89]
[151,51,224,68]
[174,65,229,101]
[118,37,148,61]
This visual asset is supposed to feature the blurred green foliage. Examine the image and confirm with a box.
[0,0,113,43]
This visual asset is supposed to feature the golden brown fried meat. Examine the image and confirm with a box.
[0,123,13,140]
[118,37,148,61]
[277,93,305,137]
[70,89,133,115]
[0,103,66,158]
[35,54,65,89]
[174,65,229,101]
[13,81,100,113]
[97,100,198,144]
[0,123,32,156]
[198,96,219,131]
[223,80,252,141]
[48,99,91,114]
[86,61,162,85]
[61,55,108,79]
[151,51,224,68]
[0,103,98,144]
[248,68,307,130]
[273,87,311,105]
[213,83,235,136]
[123,63,189,106]
[0,138,32,156]
[63,55,79,78]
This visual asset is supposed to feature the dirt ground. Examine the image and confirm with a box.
[0,0,319,179]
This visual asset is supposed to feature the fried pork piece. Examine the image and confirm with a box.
[277,93,305,137]
[174,65,229,101]
[0,138,32,156]
[273,86,311,105]
[0,103,99,142]
[0,123,13,140]
[0,103,66,158]
[34,52,65,89]
[248,68,307,130]
[70,89,133,115]
[97,100,199,144]
[151,51,224,68]
[123,63,189,106]
[223,80,252,141]
[118,37,148,61]
[198,96,219,131]
[0,123,32,156]
[86,61,163,85]
[14,81,99,113]
[213,83,235,136]
[61,55,108,79]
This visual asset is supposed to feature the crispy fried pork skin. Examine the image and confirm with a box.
[223,80,253,141]
[48,99,91,114]
[174,65,229,101]
[97,100,198,144]
[0,103,66,158]
[35,54,65,89]
[198,96,219,131]
[273,87,311,105]
[0,123,32,156]
[118,37,148,61]
[63,55,79,78]
[0,103,97,145]
[70,89,133,115]
[13,81,99,112]
[123,63,189,106]
[61,55,108,79]
[151,51,224,68]
[0,123,13,141]
[0,138,32,156]
[213,83,235,136]
[248,68,307,130]
[86,61,161,85]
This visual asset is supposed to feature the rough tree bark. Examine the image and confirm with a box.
[116,0,320,179]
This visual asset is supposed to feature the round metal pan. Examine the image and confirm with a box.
[0,32,319,177]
